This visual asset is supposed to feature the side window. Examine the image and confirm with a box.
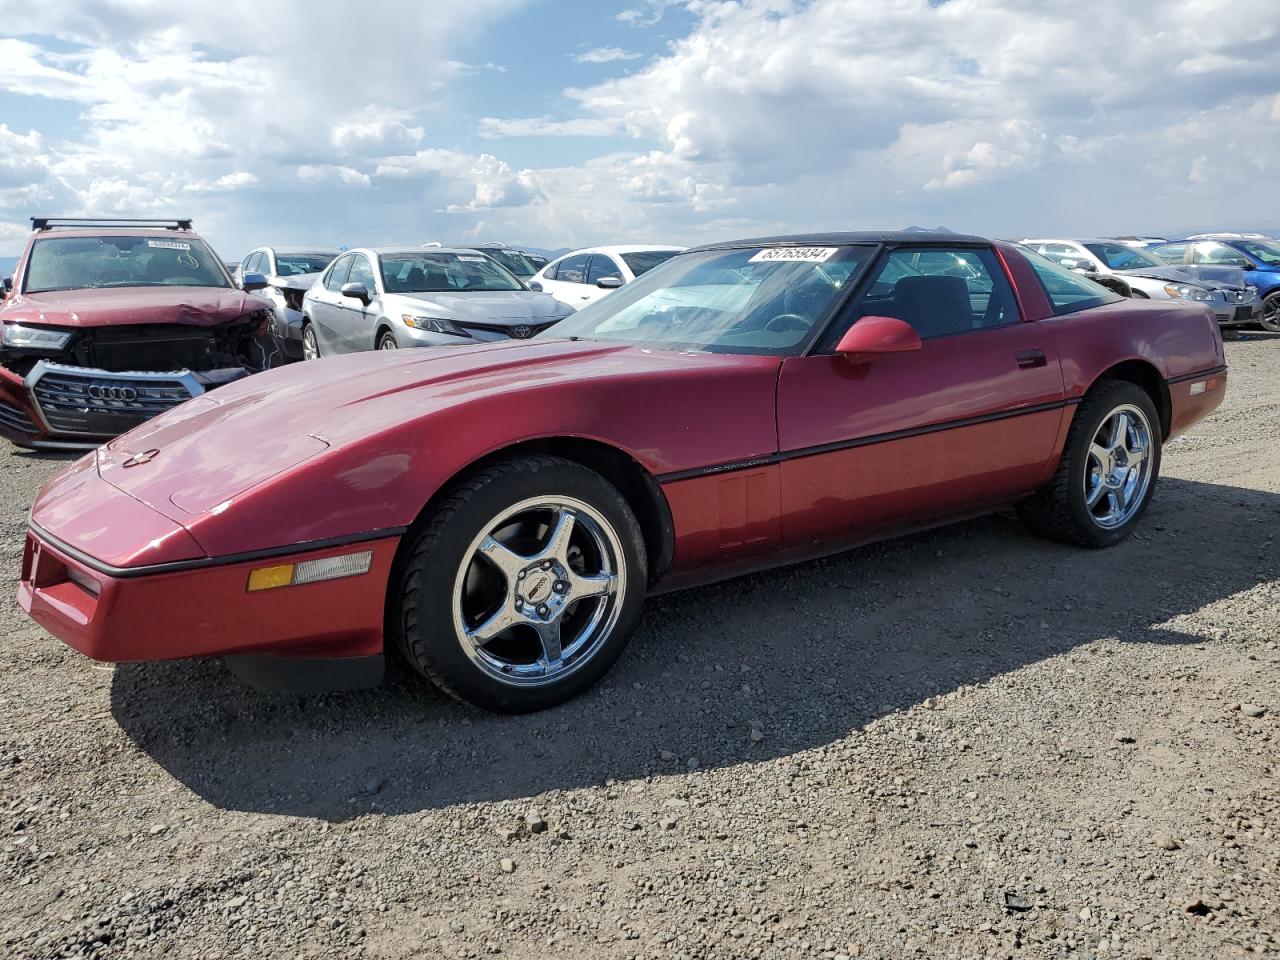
[324,255,352,292]
[1021,251,1121,316]
[259,251,274,275]
[554,254,591,284]
[1191,242,1250,268]
[242,252,260,275]
[347,254,376,292]
[855,247,1019,339]
[1148,242,1186,264]
[586,255,623,284]
[1041,243,1095,271]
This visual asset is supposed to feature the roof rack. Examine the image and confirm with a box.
[477,241,511,248]
[31,217,193,232]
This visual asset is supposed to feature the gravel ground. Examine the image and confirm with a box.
[2,335,1277,960]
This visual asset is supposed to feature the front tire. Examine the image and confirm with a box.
[1260,293,1280,333]
[378,331,399,350]
[1018,381,1162,548]
[395,456,647,712]
[301,323,320,361]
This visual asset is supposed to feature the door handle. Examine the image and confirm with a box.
[1016,349,1047,369]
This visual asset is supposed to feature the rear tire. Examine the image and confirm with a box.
[1017,381,1162,548]
[394,456,647,713]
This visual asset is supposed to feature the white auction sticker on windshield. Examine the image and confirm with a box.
[457,255,487,262]
[749,247,837,264]
[146,240,191,251]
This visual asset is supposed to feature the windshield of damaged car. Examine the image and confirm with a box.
[380,253,525,293]
[24,236,231,294]
[1083,242,1165,271]
[274,254,335,276]
[1236,239,1280,267]
[542,246,873,355]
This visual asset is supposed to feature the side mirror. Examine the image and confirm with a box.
[2,277,11,295]
[528,281,544,293]
[596,276,624,290]
[835,316,922,357]
[241,271,269,292]
[340,281,372,304]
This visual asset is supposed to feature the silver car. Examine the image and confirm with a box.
[236,246,338,361]
[299,247,573,358]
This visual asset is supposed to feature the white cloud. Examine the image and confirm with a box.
[0,0,1278,255]
[297,165,372,188]
[478,116,622,138]
[573,47,642,64]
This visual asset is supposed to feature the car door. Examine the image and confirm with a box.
[541,253,592,309]
[311,254,352,354]
[583,254,624,306]
[775,245,1066,549]
[334,253,380,353]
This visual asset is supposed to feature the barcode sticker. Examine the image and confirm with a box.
[748,247,838,263]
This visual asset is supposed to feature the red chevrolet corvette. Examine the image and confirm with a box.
[18,232,1226,712]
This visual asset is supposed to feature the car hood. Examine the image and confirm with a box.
[389,290,569,324]
[1,286,269,329]
[95,340,661,517]
[1115,265,1232,289]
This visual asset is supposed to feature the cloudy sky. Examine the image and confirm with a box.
[0,0,1277,258]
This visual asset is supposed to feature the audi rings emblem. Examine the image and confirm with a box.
[87,384,139,402]
[512,325,533,340]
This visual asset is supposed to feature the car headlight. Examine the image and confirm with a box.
[1,324,72,351]
[402,314,470,337]
[1163,284,1213,302]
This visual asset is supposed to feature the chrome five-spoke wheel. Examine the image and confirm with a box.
[451,497,625,687]
[1084,404,1154,529]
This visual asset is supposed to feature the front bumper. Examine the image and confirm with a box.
[18,526,399,664]
[0,361,247,449]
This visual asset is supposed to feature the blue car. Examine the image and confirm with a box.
[1148,234,1280,332]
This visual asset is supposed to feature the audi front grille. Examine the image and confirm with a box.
[25,362,203,439]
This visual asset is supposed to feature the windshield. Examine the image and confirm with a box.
[274,253,334,276]
[1236,239,1280,267]
[381,252,525,293]
[24,235,230,294]
[1083,242,1165,271]
[478,248,538,277]
[621,250,680,277]
[543,246,873,355]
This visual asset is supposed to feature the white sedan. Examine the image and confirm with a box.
[530,244,683,310]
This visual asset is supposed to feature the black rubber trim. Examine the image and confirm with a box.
[657,399,1074,483]
[1165,364,1227,386]
[26,521,408,580]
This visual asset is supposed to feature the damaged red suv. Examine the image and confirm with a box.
[0,218,275,449]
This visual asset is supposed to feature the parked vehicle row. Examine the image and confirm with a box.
[18,229,1228,711]
[1021,237,1260,326]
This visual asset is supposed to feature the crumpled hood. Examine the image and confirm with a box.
[1115,265,1235,290]
[1,285,270,329]
[389,290,569,325]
